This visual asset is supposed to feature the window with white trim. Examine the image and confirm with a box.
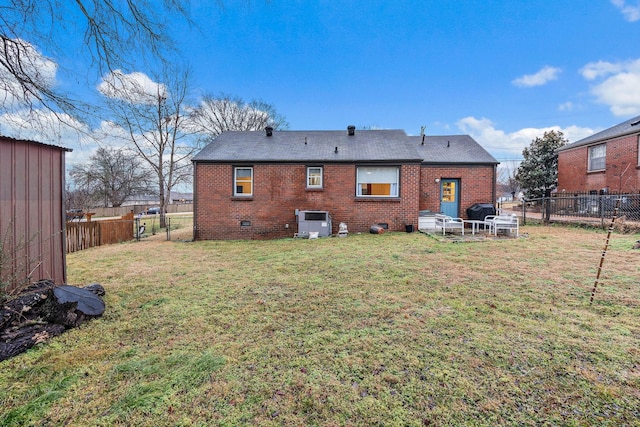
[588,144,606,171]
[307,166,323,188]
[637,135,640,166]
[234,167,253,196]
[356,166,399,197]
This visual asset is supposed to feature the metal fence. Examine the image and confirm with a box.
[522,192,640,227]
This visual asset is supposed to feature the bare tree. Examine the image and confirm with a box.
[0,0,190,116]
[189,93,289,138]
[65,181,93,213]
[100,67,200,227]
[69,147,153,207]
[497,159,521,200]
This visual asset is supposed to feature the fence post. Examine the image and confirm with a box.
[599,193,605,228]
[522,199,527,225]
[543,190,551,224]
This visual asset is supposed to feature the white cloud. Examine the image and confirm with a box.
[456,116,597,158]
[98,70,166,104]
[558,101,574,112]
[611,0,640,22]
[0,38,58,108]
[580,58,640,116]
[0,110,138,168]
[580,60,625,80]
[512,66,562,88]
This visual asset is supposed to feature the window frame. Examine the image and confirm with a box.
[355,166,400,198]
[637,135,640,167]
[234,166,253,197]
[588,143,606,172]
[306,166,323,189]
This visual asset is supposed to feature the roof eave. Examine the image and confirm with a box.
[421,161,499,166]
[558,125,640,152]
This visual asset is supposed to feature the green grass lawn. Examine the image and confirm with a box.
[1,225,639,426]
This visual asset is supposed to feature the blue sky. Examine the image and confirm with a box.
[3,0,640,164]
[173,0,640,160]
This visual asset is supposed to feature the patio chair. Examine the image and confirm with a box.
[435,214,465,235]
[484,214,519,237]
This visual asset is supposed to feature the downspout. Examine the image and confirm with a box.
[493,163,497,210]
[192,160,198,240]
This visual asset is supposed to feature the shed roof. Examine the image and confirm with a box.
[192,129,497,165]
[0,134,73,152]
[557,114,640,152]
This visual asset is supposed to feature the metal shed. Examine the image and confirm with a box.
[0,136,71,291]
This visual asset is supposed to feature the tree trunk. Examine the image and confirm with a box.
[0,280,105,361]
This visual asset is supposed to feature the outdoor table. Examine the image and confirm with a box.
[464,219,490,235]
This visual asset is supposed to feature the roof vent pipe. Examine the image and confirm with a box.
[347,125,355,136]
[265,126,273,137]
[334,146,339,153]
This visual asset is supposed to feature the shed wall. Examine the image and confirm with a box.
[0,137,67,289]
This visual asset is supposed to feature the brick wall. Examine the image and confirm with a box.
[558,133,640,193]
[194,163,422,240]
[194,162,497,240]
[419,165,496,217]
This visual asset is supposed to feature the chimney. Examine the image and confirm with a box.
[347,125,355,136]
[265,126,273,137]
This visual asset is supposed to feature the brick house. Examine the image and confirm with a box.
[192,127,498,240]
[557,115,640,193]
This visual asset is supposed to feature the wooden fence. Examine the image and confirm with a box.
[86,203,193,218]
[66,212,134,253]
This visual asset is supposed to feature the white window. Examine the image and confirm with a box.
[307,166,323,188]
[234,167,253,196]
[588,144,606,171]
[637,135,640,166]
[356,166,399,197]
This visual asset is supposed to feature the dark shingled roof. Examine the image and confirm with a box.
[557,114,640,151]
[192,129,498,165]
[192,129,422,163]
[412,135,498,164]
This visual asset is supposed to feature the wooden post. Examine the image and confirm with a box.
[590,198,621,304]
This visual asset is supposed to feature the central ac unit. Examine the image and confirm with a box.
[296,210,332,238]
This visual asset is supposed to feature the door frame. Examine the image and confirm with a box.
[439,178,461,217]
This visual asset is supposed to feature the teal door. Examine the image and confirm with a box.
[440,179,460,217]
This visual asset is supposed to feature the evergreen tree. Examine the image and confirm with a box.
[516,130,567,199]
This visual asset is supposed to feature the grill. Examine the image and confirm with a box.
[466,203,496,220]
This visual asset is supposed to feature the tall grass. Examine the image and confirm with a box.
[1,224,639,426]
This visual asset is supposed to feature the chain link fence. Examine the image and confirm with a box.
[521,192,640,229]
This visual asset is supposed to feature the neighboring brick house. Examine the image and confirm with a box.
[557,115,640,193]
[192,127,498,240]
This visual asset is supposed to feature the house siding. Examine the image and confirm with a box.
[419,165,496,216]
[194,163,421,240]
[558,133,640,193]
